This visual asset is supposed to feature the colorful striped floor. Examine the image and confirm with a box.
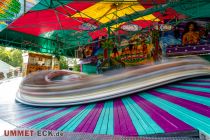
[0,77,209,137]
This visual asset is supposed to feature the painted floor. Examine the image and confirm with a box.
[0,77,209,137]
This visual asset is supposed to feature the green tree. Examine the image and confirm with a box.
[0,47,12,64]
[59,56,68,69]
[0,46,23,67]
[72,59,80,72]
[11,49,23,67]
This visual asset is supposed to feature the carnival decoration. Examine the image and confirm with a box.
[121,24,142,32]
[153,24,173,31]
[79,23,97,31]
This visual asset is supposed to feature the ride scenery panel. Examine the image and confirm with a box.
[160,18,210,57]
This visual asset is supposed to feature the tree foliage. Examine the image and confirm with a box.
[0,46,23,67]
[72,59,80,72]
[59,56,68,69]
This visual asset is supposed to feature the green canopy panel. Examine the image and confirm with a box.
[31,0,72,11]
[40,30,92,47]
[0,29,75,57]
[174,1,210,18]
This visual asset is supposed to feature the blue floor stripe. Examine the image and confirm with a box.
[181,81,210,86]
[94,102,107,134]
[171,85,210,93]
[59,104,95,131]
[122,97,164,135]
[141,93,210,135]
[107,101,114,135]
[94,101,113,135]
[30,106,79,129]
[122,97,147,135]
[16,108,64,126]
[156,88,210,106]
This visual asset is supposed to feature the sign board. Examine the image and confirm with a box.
[121,24,142,31]
[154,24,173,31]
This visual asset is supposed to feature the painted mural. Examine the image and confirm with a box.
[109,33,155,66]
[160,18,210,57]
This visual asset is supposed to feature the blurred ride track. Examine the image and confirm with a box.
[16,56,210,106]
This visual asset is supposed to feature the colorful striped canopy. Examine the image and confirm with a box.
[0,0,21,18]
[0,0,40,31]
[1,0,210,56]
[8,1,185,45]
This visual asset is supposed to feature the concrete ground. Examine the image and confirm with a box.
[0,77,22,135]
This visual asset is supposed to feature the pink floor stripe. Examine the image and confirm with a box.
[118,99,138,136]
[114,100,121,135]
[166,86,210,98]
[114,99,138,136]
[149,90,210,117]
[115,99,127,135]
[75,103,104,133]
[22,108,68,127]
[44,106,85,130]
[131,95,193,133]
[85,103,104,133]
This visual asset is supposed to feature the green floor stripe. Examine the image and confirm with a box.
[156,88,210,106]
[59,104,95,131]
[171,85,210,93]
[122,97,164,135]
[140,94,210,135]
[30,106,79,129]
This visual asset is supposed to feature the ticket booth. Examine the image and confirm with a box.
[22,52,60,76]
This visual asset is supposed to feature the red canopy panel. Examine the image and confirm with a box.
[8,1,96,36]
[89,28,107,40]
[9,11,91,36]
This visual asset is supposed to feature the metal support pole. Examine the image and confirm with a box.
[24,0,26,13]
